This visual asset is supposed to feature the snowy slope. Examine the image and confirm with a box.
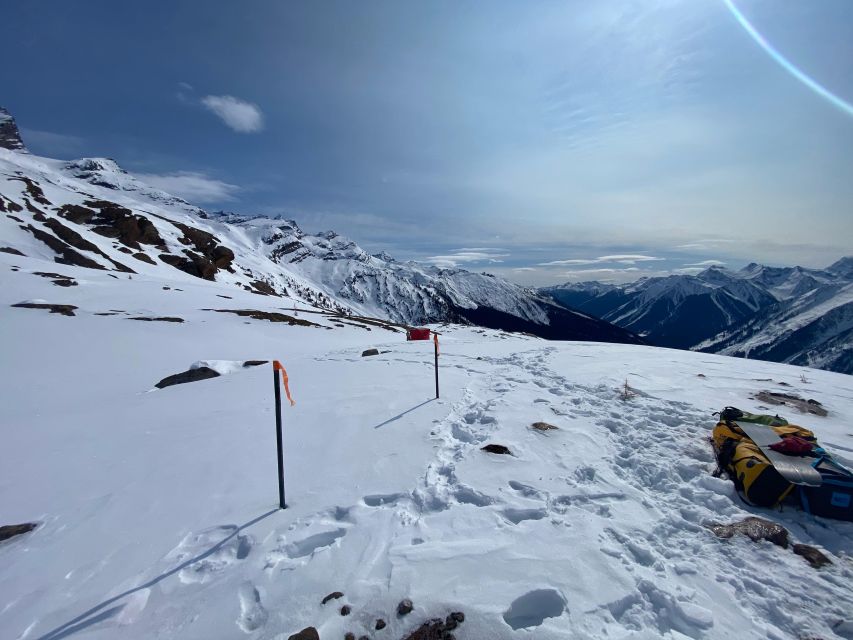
[2,250,853,640]
[0,118,639,345]
[543,263,853,374]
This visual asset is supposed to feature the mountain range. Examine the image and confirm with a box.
[542,260,853,374]
[0,107,639,346]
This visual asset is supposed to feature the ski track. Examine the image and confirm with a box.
[18,345,853,640]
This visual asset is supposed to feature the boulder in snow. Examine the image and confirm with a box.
[287,628,319,640]
[321,591,343,605]
[0,522,38,542]
[793,543,832,568]
[155,366,220,389]
[482,444,512,455]
[705,517,789,548]
[362,348,380,357]
[397,598,414,616]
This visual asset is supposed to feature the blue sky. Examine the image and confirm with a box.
[3,0,852,285]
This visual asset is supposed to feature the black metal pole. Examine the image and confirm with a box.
[434,337,439,399]
[273,368,286,509]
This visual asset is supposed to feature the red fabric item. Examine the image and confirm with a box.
[769,435,814,455]
[407,328,431,341]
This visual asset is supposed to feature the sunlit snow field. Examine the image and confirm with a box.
[2,256,853,640]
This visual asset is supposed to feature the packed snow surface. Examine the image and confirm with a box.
[2,252,853,640]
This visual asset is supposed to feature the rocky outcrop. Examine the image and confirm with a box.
[0,522,38,541]
[0,107,26,151]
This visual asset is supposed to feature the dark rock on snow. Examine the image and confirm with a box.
[11,302,78,316]
[401,612,465,640]
[287,627,320,640]
[362,348,380,357]
[0,522,38,542]
[0,246,25,256]
[321,591,344,605]
[481,444,512,455]
[375,618,387,630]
[531,421,558,431]
[243,360,269,368]
[397,598,414,616]
[340,604,352,616]
[705,517,789,548]
[155,366,220,389]
[128,316,184,323]
[208,308,319,326]
[793,543,832,568]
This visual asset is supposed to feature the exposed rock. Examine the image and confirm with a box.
[133,252,156,265]
[71,200,167,250]
[340,605,352,616]
[0,246,25,256]
[11,302,77,316]
[10,176,50,205]
[0,107,26,150]
[322,591,344,605]
[753,391,828,417]
[22,224,106,270]
[401,613,466,640]
[793,543,832,568]
[287,628,320,640]
[243,360,269,368]
[159,251,217,280]
[0,522,38,542]
[217,294,232,299]
[375,618,387,630]
[362,348,380,357]
[705,517,789,548]
[128,316,184,323]
[0,195,24,212]
[397,599,414,616]
[481,444,512,455]
[155,366,220,389]
[531,421,558,431]
[33,271,77,287]
[207,309,319,327]
[248,279,277,295]
[345,634,356,640]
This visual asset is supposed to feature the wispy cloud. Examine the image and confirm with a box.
[539,254,664,267]
[683,259,725,267]
[201,95,264,133]
[423,247,508,268]
[134,171,240,203]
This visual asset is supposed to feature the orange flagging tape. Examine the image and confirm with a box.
[272,360,296,406]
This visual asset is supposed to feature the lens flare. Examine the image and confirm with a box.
[723,0,853,118]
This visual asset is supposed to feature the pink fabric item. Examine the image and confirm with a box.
[769,436,814,455]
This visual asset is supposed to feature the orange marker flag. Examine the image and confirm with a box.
[272,360,296,406]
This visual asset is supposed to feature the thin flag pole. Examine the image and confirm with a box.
[272,364,286,509]
[434,333,439,399]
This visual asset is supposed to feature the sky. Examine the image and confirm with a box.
[2,0,852,285]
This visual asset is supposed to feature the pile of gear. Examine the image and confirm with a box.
[712,407,853,521]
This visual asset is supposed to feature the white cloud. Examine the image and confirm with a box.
[539,254,664,267]
[423,247,508,268]
[201,95,264,133]
[683,259,726,267]
[135,171,240,203]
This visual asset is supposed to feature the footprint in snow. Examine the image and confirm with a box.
[165,525,252,585]
[237,581,268,633]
